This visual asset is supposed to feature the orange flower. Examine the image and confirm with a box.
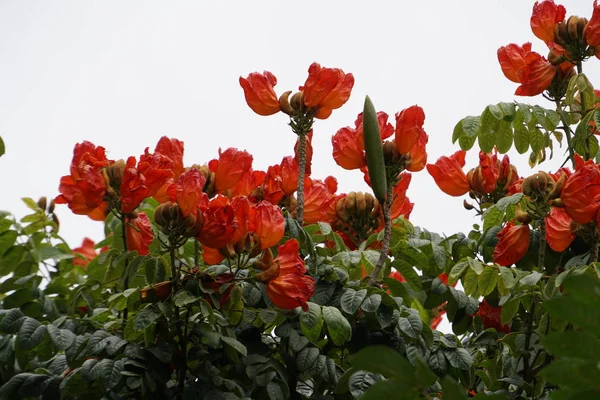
[176,168,207,217]
[426,151,470,196]
[530,1,566,43]
[406,131,428,172]
[126,213,153,255]
[72,237,98,268]
[265,239,315,311]
[120,157,149,214]
[197,195,237,249]
[262,165,286,205]
[301,63,354,119]
[138,148,175,202]
[498,43,557,96]
[231,169,266,197]
[560,163,600,224]
[303,176,338,224]
[209,148,253,193]
[55,141,112,221]
[545,207,575,252]
[280,156,298,196]
[332,126,366,170]
[239,71,280,116]
[154,137,184,178]
[476,299,511,333]
[202,246,225,265]
[493,222,530,266]
[395,106,426,154]
[477,151,500,194]
[498,43,532,83]
[249,201,285,249]
[586,1,600,47]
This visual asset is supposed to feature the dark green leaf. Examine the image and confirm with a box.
[361,293,382,313]
[299,302,323,344]
[398,313,423,339]
[340,289,367,314]
[350,346,414,382]
[322,306,352,346]
[134,306,158,332]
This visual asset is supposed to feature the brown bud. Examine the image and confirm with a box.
[369,198,381,219]
[364,193,374,217]
[37,196,47,211]
[551,198,565,208]
[51,213,60,231]
[556,21,570,47]
[382,140,401,165]
[335,197,350,222]
[290,92,304,112]
[522,172,554,198]
[183,213,204,238]
[345,192,357,214]
[567,16,580,41]
[515,208,533,224]
[104,159,126,191]
[547,172,567,200]
[463,200,474,210]
[256,248,274,271]
[218,244,236,259]
[355,192,367,216]
[578,17,588,43]
[255,263,280,283]
[548,48,566,65]
[47,200,55,214]
[279,91,294,116]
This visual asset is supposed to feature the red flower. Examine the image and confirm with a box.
[498,43,556,96]
[120,157,148,214]
[476,299,511,333]
[231,169,266,197]
[138,148,175,202]
[389,270,406,283]
[406,131,428,172]
[280,156,299,196]
[72,237,98,268]
[395,106,426,154]
[265,239,315,311]
[126,213,154,255]
[560,163,600,224]
[586,1,600,47]
[176,168,207,217]
[154,137,184,178]
[390,173,414,220]
[530,1,566,43]
[239,71,280,116]
[55,141,112,221]
[197,195,237,249]
[303,176,338,224]
[545,207,575,252]
[202,246,225,265]
[301,63,354,119]
[249,201,285,249]
[478,151,500,194]
[209,148,253,193]
[498,43,532,83]
[332,126,365,170]
[493,222,531,266]
[426,151,470,196]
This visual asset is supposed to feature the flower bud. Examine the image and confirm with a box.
[345,192,357,214]
[567,16,580,41]
[47,199,55,214]
[547,172,567,200]
[355,192,367,216]
[515,208,533,224]
[522,172,555,199]
[256,248,274,271]
[548,48,566,65]
[218,243,236,259]
[463,200,475,210]
[290,92,304,112]
[255,263,279,283]
[335,197,350,222]
[104,159,126,192]
[279,91,294,116]
[37,196,47,211]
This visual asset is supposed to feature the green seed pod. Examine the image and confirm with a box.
[362,96,387,202]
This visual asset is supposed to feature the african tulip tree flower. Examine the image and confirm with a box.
[126,213,154,256]
[209,148,253,193]
[196,195,237,249]
[560,162,600,224]
[120,156,149,214]
[497,43,556,96]
[303,176,338,225]
[476,299,511,334]
[72,237,98,268]
[176,168,207,217]
[239,71,280,116]
[427,151,470,196]
[395,105,427,155]
[406,131,428,172]
[154,136,184,178]
[263,239,315,311]
[390,173,414,220]
[249,201,285,249]
[55,141,112,221]
[530,1,566,43]
[137,149,175,203]
[493,222,531,266]
[586,1,600,46]
[545,207,576,252]
[301,63,354,119]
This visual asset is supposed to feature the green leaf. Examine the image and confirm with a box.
[18,318,47,349]
[499,266,515,290]
[539,358,600,391]
[134,306,158,332]
[483,206,504,231]
[299,302,323,344]
[441,377,468,400]
[361,293,382,313]
[495,120,513,154]
[529,127,545,153]
[398,313,423,339]
[323,306,352,346]
[458,116,480,150]
[478,266,498,296]
[221,336,247,356]
[0,230,18,255]
[513,123,530,154]
[501,298,519,325]
[449,259,469,284]
[362,380,417,400]
[296,347,319,372]
[341,289,367,314]
[0,137,4,157]
[444,348,473,370]
[519,271,542,286]
[173,290,199,307]
[543,331,600,360]
[350,345,415,382]
[46,324,76,351]
[393,259,422,291]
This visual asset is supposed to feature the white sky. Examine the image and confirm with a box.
[1,1,599,330]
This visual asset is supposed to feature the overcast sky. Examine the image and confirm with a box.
[2,0,599,334]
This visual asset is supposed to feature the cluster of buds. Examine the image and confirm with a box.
[279,91,307,117]
[552,16,597,62]
[102,159,126,198]
[382,140,412,177]
[218,232,262,260]
[154,202,203,238]
[522,171,566,202]
[193,164,216,198]
[37,196,59,232]
[332,192,382,246]
[467,156,519,203]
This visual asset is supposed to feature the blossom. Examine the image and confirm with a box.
[72,237,98,268]
[176,168,207,217]
[265,239,315,311]
[545,207,575,252]
[560,162,600,224]
[249,201,285,249]
[530,1,566,43]
[476,299,511,333]
[239,71,280,116]
[55,141,112,221]
[303,176,338,224]
[301,63,354,119]
[493,222,531,266]
[497,43,556,96]
[197,195,237,249]
[120,157,148,214]
[209,148,253,193]
[126,213,154,255]
[586,1,600,47]
[154,137,184,178]
[426,151,470,196]
[390,173,414,220]
[406,131,428,172]
[498,43,532,83]
[138,148,175,202]
[395,106,426,154]
[279,156,299,196]
[332,126,366,170]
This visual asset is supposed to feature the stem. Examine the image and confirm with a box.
[555,100,576,169]
[522,300,536,385]
[369,184,393,286]
[296,132,307,227]
[590,240,599,263]
[170,244,187,400]
[538,219,546,271]
[121,215,130,323]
